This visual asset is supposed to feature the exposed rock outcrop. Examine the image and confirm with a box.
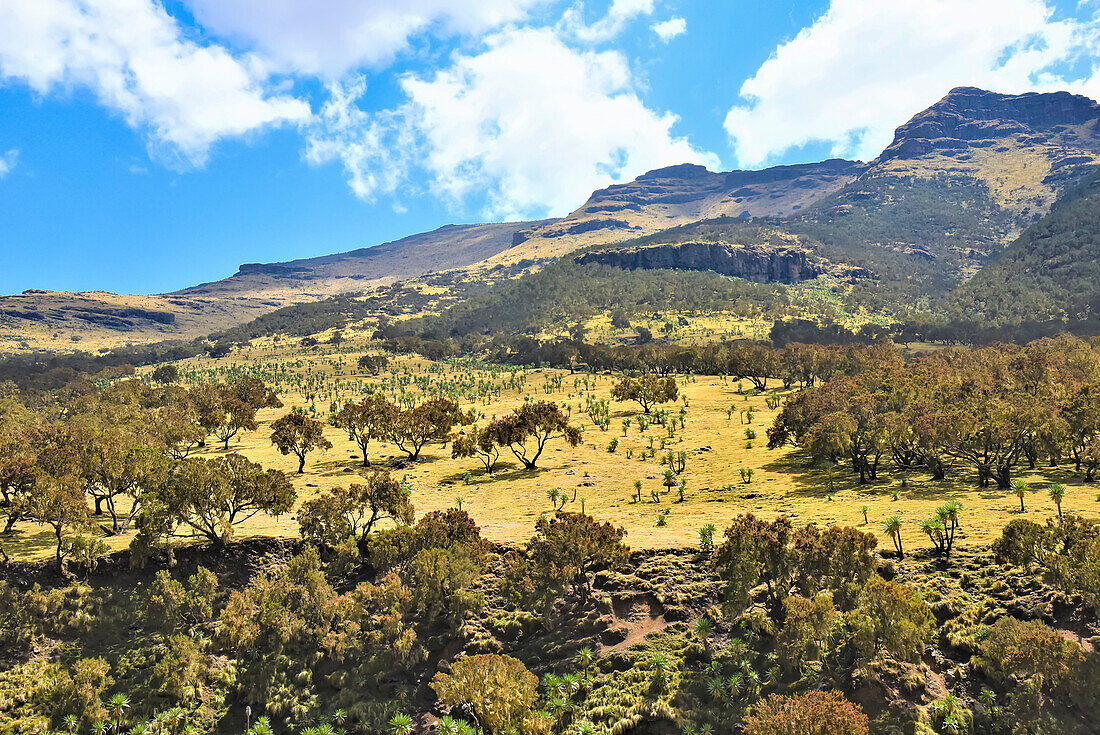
[878,87,1100,163]
[575,241,823,283]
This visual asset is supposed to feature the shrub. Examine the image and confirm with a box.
[744,691,869,735]
[977,617,1084,689]
[431,654,541,734]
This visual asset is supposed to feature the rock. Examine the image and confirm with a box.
[877,86,1100,164]
[575,241,822,284]
[599,625,630,645]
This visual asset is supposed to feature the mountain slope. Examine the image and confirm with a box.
[949,171,1100,324]
[179,221,550,300]
[0,221,544,351]
[5,86,1100,353]
[484,159,863,264]
[801,87,1100,270]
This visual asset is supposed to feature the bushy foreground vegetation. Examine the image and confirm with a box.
[3,498,1099,734]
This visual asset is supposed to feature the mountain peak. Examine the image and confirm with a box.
[877,87,1100,162]
[636,163,713,180]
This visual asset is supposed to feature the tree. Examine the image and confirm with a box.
[451,426,501,473]
[744,691,869,735]
[1049,482,1066,518]
[727,342,784,391]
[71,415,171,534]
[931,350,1041,489]
[0,409,36,534]
[431,655,540,735]
[150,365,179,385]
[196,377,282,450]
[24,474,90,573]
[776,593,839,676]
[335,394,396,467]
[143,567,218,632]
[978,616,1084,693]
[610,374,678,413]
[389,397,466,460]
[298,470,414,548]
[1012,479,1030,512]
[768,367,899,484]
[357,354,390,375]
[714,515,877,622]
[145,454,296,549]
[271,412,332,473]
[154,399,207,460]
[920,501,961,557]
[486,401,581,470]
[506,513,626,616]
[884,515,904,558]
[849,577,934,664]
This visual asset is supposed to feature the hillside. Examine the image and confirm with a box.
[949,171,1100,324]
[0,222,544,352]
[4,86,1100,353]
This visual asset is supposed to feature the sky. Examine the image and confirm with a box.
[1,0,1099,295]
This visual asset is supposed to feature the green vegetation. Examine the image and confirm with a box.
[951,172,1100,326]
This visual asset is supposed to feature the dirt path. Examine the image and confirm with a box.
[599,593,669,653]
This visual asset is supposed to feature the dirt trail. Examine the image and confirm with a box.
[599,593,669,653]
[1059,628,1095,652]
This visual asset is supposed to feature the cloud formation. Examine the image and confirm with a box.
[304,77,411,201]
[0,149,17,177]
[308,27,715,218]
[561,0,656,43]
[184,0,548,77]
[0,0,310,165]
[652,17,687,42]
[724,0,1097,166]
[400,26,715,219]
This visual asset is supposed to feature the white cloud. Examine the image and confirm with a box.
[561,0,656,43]
[724,0,1098,167]
[184,0,548,77]
[306,26,715,218]
[652,16,687,42]
[0,149,17,177]
[0,0,311,165]
[303,77,411,200]
[399,26,716,219]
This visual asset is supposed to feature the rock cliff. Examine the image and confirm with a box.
[575,242,822,283]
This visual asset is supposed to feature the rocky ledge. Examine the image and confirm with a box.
[878,87,1100,162]
[574,241,823,283]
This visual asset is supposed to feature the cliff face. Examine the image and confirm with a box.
[877,87,1100,162]
[575,242,822,283]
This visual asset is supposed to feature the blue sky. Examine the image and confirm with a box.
[0,0,1097,295]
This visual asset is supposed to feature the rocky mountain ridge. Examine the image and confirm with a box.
[4,86,1100,351]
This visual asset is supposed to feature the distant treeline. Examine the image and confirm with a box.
[376,315,1100,371]
[0,340,206,391]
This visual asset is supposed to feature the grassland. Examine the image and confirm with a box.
[6,335,1091,563]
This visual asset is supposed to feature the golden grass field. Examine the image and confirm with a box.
[6,337,1097,562]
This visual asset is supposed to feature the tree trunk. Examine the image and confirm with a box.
[54,526,64,574]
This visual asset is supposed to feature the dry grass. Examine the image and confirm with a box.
[4,340,1094,564]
